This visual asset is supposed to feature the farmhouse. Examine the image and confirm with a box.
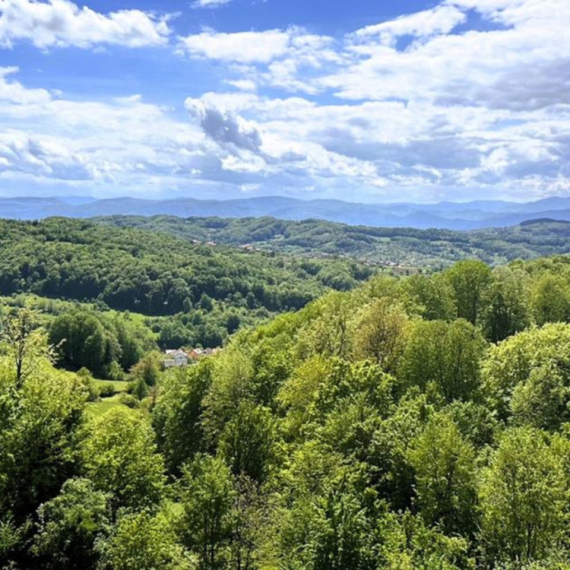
[163,349,188,368]
[163,347,221,369]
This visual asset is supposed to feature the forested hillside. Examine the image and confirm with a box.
[4,255,570,567]
[0,218,373,351]
[97,215,570,267]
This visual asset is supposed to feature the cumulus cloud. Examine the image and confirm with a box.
[179,27,339,95]
[354,5,466,45]
[0,0,171,49]
[179,29,293,64]
[186,98,263,153]
[3,0,570,202]
[0,67,51,104]
[0,72,213,195]
[0,132,99,179]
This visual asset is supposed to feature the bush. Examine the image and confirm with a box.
[98,383,116,398]
[119,394,139,409]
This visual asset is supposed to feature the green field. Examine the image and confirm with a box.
[92,379,130,393]
[88,394,126,416]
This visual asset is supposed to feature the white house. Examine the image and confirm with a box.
[163,349,188,368]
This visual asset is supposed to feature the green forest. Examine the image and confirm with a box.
[97,215,570,267]
[0,218,374,353]
[4,221,570,568]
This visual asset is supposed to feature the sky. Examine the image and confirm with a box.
[0,0,568,204]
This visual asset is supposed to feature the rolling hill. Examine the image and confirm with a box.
[95,215,570,268]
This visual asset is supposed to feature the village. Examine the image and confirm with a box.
[162,347,221,368]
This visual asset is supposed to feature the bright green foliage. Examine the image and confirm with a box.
[375,511,475,569]
[445,260,492,325]
[277,355,334,438]
[99,510,195,570]
[443,400,499,447]
[130,351,162,387]
[0,517,27,565]
[202,348,255,445]
[479,427,567,565]
[1,304,55,386]
[399,319,486,402]
[352,298,410,373]
[299,291,359,360]
[0,371,87,522]
[33,478,111,570]
[482,323,570,425]
[82,407,165,511]
[408,415,477,536]
[178,454,236,570]
[531,273,570,325]
[4,227,570,569]
[402,273,456,321]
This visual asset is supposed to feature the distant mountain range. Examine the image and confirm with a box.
[4,195,570,230]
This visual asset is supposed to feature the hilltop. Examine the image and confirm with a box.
[95,215,570,268]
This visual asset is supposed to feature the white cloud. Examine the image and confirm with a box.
[2,0,570,202]
[0,0,171,49]
[186,98,263,153]
[226,79,258,92]
[355,5,466,46]
[192,0,233,8]
[0,67,51,104]
[179,29,293,64]
[0,132,101,179]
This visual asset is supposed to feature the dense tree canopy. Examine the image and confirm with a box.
[4,222,570,568]
[0,218,374,350]
[98,215,570,268]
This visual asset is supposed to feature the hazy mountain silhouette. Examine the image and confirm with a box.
[3,195,570,230]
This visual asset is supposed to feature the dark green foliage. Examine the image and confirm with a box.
[49,309,155,377]
[481,266,530,342]
[97,215,570,268]
[0,218,369,315]
[0,218,372,353]
[153,359,214,474]
[218,401,275,482]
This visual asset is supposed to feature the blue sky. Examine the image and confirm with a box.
[0,0,568,203]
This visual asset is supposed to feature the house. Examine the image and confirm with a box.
[163,349,188,368]
[163,347,222,368]
[188,348,205,361]
[188,347,221,361]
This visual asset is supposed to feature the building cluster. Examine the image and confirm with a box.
[163,347,220,368]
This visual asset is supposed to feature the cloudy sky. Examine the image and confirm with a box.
[0,0,568,203]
